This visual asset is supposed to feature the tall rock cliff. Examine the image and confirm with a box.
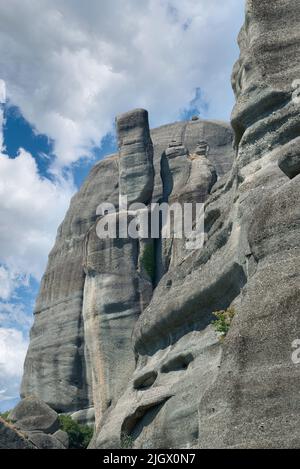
[21,0,300,449]
[21,116,233,420]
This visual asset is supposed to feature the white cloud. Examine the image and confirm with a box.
[0,328,28,401]
[0,80,5,152]
[0,0,245,168]
[0,79,5,104]
[0,302,33,331]
[0,86,74,302]
[0,267,28,301]
[0,149,74,284]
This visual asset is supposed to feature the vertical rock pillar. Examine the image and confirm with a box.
[117,108,154,206]
[83,109,155,429]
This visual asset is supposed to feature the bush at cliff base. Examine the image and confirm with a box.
[59,414,93,449]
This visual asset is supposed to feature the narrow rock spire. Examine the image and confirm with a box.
[116,108,154,206]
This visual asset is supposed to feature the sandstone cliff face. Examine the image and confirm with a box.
[21,0,300,449]
[198,0,300,448]
[21,117,233,421]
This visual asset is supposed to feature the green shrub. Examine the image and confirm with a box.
[140,243,155,282]
[120,432,134,449]
[0,411,11,422]
[58,414,93,449]
[212,307,235,339]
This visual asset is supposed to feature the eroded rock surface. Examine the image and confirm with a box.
[92,0,300,449]
[117,108,154,205]
[0,417,36,449]
[20,0,300,451]
[22,117,233,426]
[1,398,68,449]
[9,396,59,434]
[197,0,300,449]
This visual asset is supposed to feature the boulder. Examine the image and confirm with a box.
[53,430,69,448]
[0,417,36,449]
[9,397,59,434]
[27,432,65,449]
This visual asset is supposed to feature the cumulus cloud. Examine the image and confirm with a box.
[0,0,244,168]
[0,79,74,301]
[0,80,5,151]
[0,149,74,284]
[0,303,33,331]
[0,267,28,301]
[0,328,28,401]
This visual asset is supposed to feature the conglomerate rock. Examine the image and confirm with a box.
[92,0,300,449]
[21,117,233,424]
[21,0,300,450]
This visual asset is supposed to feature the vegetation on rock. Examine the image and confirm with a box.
[120,432,134,449]
[0,411,11,422]
[140,242,155,282]
[212,307,235,339]
[58,415,93,449]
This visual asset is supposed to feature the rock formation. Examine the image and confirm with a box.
[117,108,154,205]
[21,117,233,427]
[0,397,68,449]
[19,0,300,449]
[0,418,36,449]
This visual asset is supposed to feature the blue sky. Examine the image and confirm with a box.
[0,0,245,411]
[4,104,118,187]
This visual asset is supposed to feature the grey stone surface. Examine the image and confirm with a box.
[278,137,300,179]
[22,118,233,418]
[117,109,154,205]
[21,156,120,412]
[151,119,233,202]
[0,417,36,449]
[197,0,300,449]
[1,399,69,449]
[91,327,221,449]
[9,396,59,434]
[21,1,300,445]
[21,0,300,447]
[27,432,66,449]
[92,0,300,449]
[70,407,95,427]
[82,211,153,426]
[53,430,69,448]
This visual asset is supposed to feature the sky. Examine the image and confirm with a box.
[0,0,245,411]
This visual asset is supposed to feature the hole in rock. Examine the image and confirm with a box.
[133,371,158,390]
[161,353,194,373]
[121,397,171,444]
